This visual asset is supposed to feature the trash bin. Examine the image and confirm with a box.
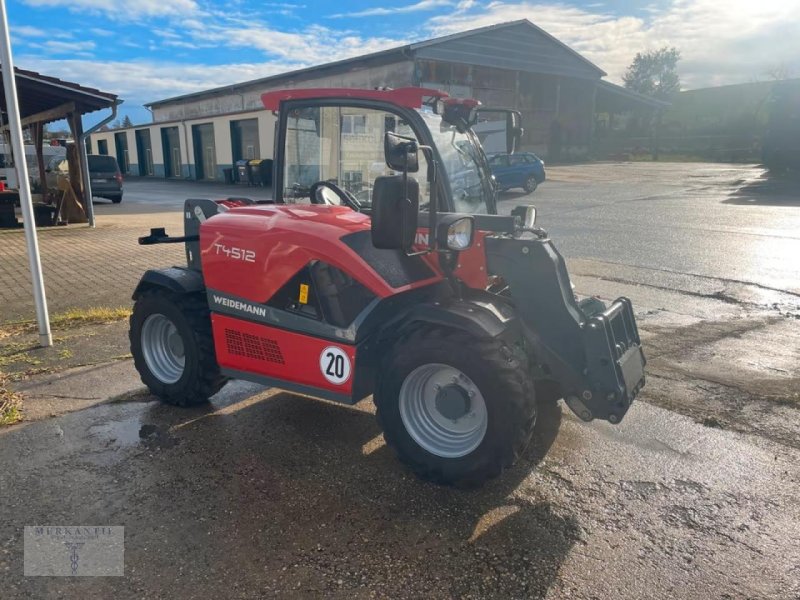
[247,159,263,186]
[235,159,249,184]
[257,159,273,187]
[223,167,234,185]
[33,203,57,227]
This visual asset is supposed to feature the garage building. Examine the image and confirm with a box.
[89,19,661,181]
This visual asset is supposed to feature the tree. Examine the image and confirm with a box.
[623,47,681,100]
[122,115,133,128]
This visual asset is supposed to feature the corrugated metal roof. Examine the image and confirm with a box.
[411,20,605,79]
[596,80,671,109]
[148,19,605,108]
[0,66,117,123]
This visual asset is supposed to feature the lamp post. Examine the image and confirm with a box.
[0,0,52,346]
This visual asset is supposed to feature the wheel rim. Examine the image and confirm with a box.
[526,176,536,191]
[399,363,488,458]
[141,314,185,384]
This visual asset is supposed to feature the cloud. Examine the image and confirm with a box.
[14,0,800,114]
[21,0,198,19]
[15,55,291,106]
[13,25,47,37]
[25,39,96,55]
[424,0,800,88]
[330,0,453,18]
[179,21,407,65]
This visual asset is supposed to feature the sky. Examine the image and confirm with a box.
[7,0,800,126]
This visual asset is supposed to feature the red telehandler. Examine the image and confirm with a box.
[131,87,645,486]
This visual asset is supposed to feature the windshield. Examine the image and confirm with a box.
[88,155,119,173]
[417,110,493,215]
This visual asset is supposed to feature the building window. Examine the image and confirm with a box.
[97,139,108,155]
[341,115,366,135]
[342,170,363,194]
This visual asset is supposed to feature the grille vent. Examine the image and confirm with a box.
[225,329,285,364]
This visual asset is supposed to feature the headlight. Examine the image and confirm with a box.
[436,214,475,251]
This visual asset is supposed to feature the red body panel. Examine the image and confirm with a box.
[261,87,449,111]
[452,230,490,290]
[212,313,356,396]
[200,204,443,302]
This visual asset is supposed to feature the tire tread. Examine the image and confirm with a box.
[375,326,536,487]
[129,288,227,406]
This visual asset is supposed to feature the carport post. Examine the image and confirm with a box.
[76,100,120,228]
[0,0,52,346]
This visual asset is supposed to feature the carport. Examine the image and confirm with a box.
[593,81,670,158]
[0,66,119,226]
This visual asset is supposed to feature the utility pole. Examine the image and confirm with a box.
[0,0,52,346]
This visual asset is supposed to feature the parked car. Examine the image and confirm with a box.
[488,152,545,193]
[88,154,123,203]
[46,154,124,203]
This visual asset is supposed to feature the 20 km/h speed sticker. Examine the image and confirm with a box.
[319,346,352,385]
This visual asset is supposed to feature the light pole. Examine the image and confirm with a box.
[0,0,52,346]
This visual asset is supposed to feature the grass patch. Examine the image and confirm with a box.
[0,348,42,368]
[0,306,131,338]
[771,392,800,407]
[0,373,22,426]
[701,416,725,429]
[51,306,132,328]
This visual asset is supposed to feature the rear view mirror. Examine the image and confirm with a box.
[476,108,524,154]
[384,132,419,173]
[371,175,419,250]
[506,111,523,154]
[511,204,536,228]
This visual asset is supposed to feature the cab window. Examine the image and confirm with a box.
[282,106,430,208]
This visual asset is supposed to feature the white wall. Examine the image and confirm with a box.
[88,109,277,179]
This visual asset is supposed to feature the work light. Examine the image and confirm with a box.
[436,214,475,251]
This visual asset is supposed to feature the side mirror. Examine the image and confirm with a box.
[384,131,419,172]
[511,205,537,228]
[371,175,419,250]
[506,111,524,154]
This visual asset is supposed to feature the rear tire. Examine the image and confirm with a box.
[375,327,537,487]
[110,195,122,204]
[523,175,538,193]
[129,289,227,406]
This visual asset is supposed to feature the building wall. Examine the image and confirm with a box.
[417,60,597,159]
[151,62,416,123]
[90,51,601,180]
[89,108,276,181]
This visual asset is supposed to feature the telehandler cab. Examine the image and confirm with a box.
[130,87,646,486]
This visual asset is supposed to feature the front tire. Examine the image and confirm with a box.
[129,289,227,406]
[375,327,537,487]
[523,175,538,193]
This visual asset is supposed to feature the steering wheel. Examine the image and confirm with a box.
[309,180,362,212]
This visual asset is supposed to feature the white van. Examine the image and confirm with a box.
[0,143,67,188]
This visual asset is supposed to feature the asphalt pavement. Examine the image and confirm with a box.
[2,374,798,599]
[496,162,800,295]
[1,162,798,599]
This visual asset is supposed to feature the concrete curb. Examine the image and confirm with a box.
[13,359,146,421]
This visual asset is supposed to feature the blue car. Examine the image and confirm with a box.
[489,152,546,193]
